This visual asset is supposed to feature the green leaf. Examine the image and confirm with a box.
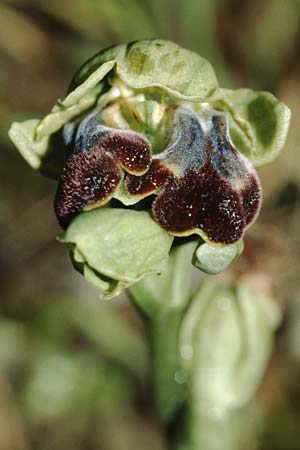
[58,208,173,299]
[210,88,291,166]
[193,240,244,275]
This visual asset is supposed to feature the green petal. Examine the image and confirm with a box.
[8,60,115,177]
[36,60,115,140]
[209,88,291,166]
[192,240,244,275]
[8,119,66,178]
[9,119,49,171]
[68,44,124,92]
[58,208,173,299]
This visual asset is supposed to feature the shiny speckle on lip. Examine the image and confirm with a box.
[54,146,122,229]
[126,107,261,244]
[101,130,151,175]
[125,159,173,195]
[66,110,152,175]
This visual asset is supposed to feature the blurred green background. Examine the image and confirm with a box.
[0,0,300,449]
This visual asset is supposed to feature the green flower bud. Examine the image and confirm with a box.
[193,240,244,275]
[8,40,291,293]
[180,281,281,419]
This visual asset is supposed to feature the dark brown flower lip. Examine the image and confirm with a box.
[126,107,261,244]
[55,110,152,229]
[54,146,122,229]
[63,111,152,175]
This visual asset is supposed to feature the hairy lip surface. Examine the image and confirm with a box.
[55,111,152,228]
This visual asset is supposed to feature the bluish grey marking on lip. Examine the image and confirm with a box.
[73,111,110,154]
[157,107,206,174]
[209,113,248,183]
[126,106,261,243]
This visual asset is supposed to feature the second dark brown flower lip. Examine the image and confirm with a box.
[54,106,261,244]
[126,107,261,245]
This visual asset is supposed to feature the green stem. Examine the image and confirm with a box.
[129,241,197,423]
[150,309,186,423]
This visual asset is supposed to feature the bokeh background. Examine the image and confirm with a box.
[0,0,300,449]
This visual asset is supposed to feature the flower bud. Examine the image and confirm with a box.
[180,281,281,418]
[193,240,244,275]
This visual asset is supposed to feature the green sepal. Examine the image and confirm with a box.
[58,208,173,299]
[8,60,115,177]
[192,240,244,275]
[116,39,219,100]
[71,39,219,101]
[9,119,50,172]
[209,88,291,166]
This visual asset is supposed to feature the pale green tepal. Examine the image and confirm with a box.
[58,208,173,299]
[193,240,244,275]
